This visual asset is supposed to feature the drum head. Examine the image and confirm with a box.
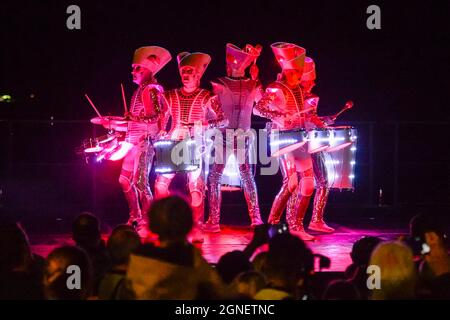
[271,141,307,157]
[84,146,103,153]
[326,142,352,153]
[308,145,330,154]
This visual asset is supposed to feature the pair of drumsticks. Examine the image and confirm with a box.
[84,84,128,118]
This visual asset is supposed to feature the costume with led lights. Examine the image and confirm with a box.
[254,42,316,241]
[119,46,171,236]
[154,52,227,242]
[204,43,264,232]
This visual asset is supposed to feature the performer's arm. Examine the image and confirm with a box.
[205,94,228,128]
[141,84,164,122]
[254,87,284,120]
[303,94,327,128]
[160,92,172,131]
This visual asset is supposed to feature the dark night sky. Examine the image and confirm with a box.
[2,0,449,122]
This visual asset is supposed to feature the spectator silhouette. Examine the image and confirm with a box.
[229,271,266,299]
[72,212,110,293]
[0,221,45,299]
[255,233,314,300]
[44,245,92,300]
[344,236,382,299]
[322,279,360,300]
[216,250,252,284]
[369,241,417,300]
[125,195,224,299]
[97,225,141,300]
[409,213,450,299]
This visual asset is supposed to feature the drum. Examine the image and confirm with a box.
[269,128,308,157]
[326,126,357,153]
[83,135,118,162]
[83,134,133,163]
[91,116,128,132]
[307,128,330,154]
[154,139,200,173]
[324,130,357,189]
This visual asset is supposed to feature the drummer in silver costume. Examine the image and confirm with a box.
[254,42,317,241]
[300,57,335,233]
[204,43,264,232]
[154,51,227,243]
[119,46,171,238]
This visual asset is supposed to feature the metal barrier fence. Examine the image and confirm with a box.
[0,119,449,216]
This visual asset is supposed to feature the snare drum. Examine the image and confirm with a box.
[154,139,200,173]
[83,135,119,162]
[326,126,357,153]
[324,133,357,190]
[307,128,330,154]
[83,134,133,163]
[269,129,308,157]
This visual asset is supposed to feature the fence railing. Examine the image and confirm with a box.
[1,119,449,213]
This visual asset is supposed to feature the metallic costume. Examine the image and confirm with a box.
[205,43,264,232]
[301,57,334,233]
[254,42,316,241]
[154,52,227,243]
[119,46,171,236]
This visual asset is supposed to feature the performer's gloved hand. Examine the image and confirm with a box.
[321,116,335,126]
[157,130,168,139]
[124,111,133,120]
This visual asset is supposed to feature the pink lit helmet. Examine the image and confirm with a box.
[177,52,211,78]
[132,46,172,75]
[271,42,306,71]
[225,43,262,73]
[301,57,316,81]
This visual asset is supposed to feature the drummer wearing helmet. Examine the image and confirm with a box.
[205,43,264,233]
[119,46,171,238]
[254,42,317,241]
[154,51,227,243]
[300,57,335,234]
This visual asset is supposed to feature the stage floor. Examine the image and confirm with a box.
[29,224,405,272]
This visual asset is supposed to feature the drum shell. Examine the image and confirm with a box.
[269,129,308,157]
[307,128,330,154]
[323,129,357,189]
[154,139,200,173]
[326,126,357,153]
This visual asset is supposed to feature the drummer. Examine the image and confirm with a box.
[254,42,316,241]
[154,51,227,243]
[118,46,172,238]
[205,43,264,233]
[300,57,335,233]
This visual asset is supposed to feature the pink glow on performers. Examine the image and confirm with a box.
[154,51,227,243]
[301,57,335,233]
[119,46,171,238]
[255,42,316,241]
[205,43,264,233]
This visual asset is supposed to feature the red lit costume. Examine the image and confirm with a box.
[254,42,316,241]
[119,46,171,236]
[154,52,227,242]
[301,57,335,233]
[205,43,264,232]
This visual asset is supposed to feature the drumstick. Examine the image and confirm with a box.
[84,94,102,117]
[120,83,128,114]
[331,101,354,120]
